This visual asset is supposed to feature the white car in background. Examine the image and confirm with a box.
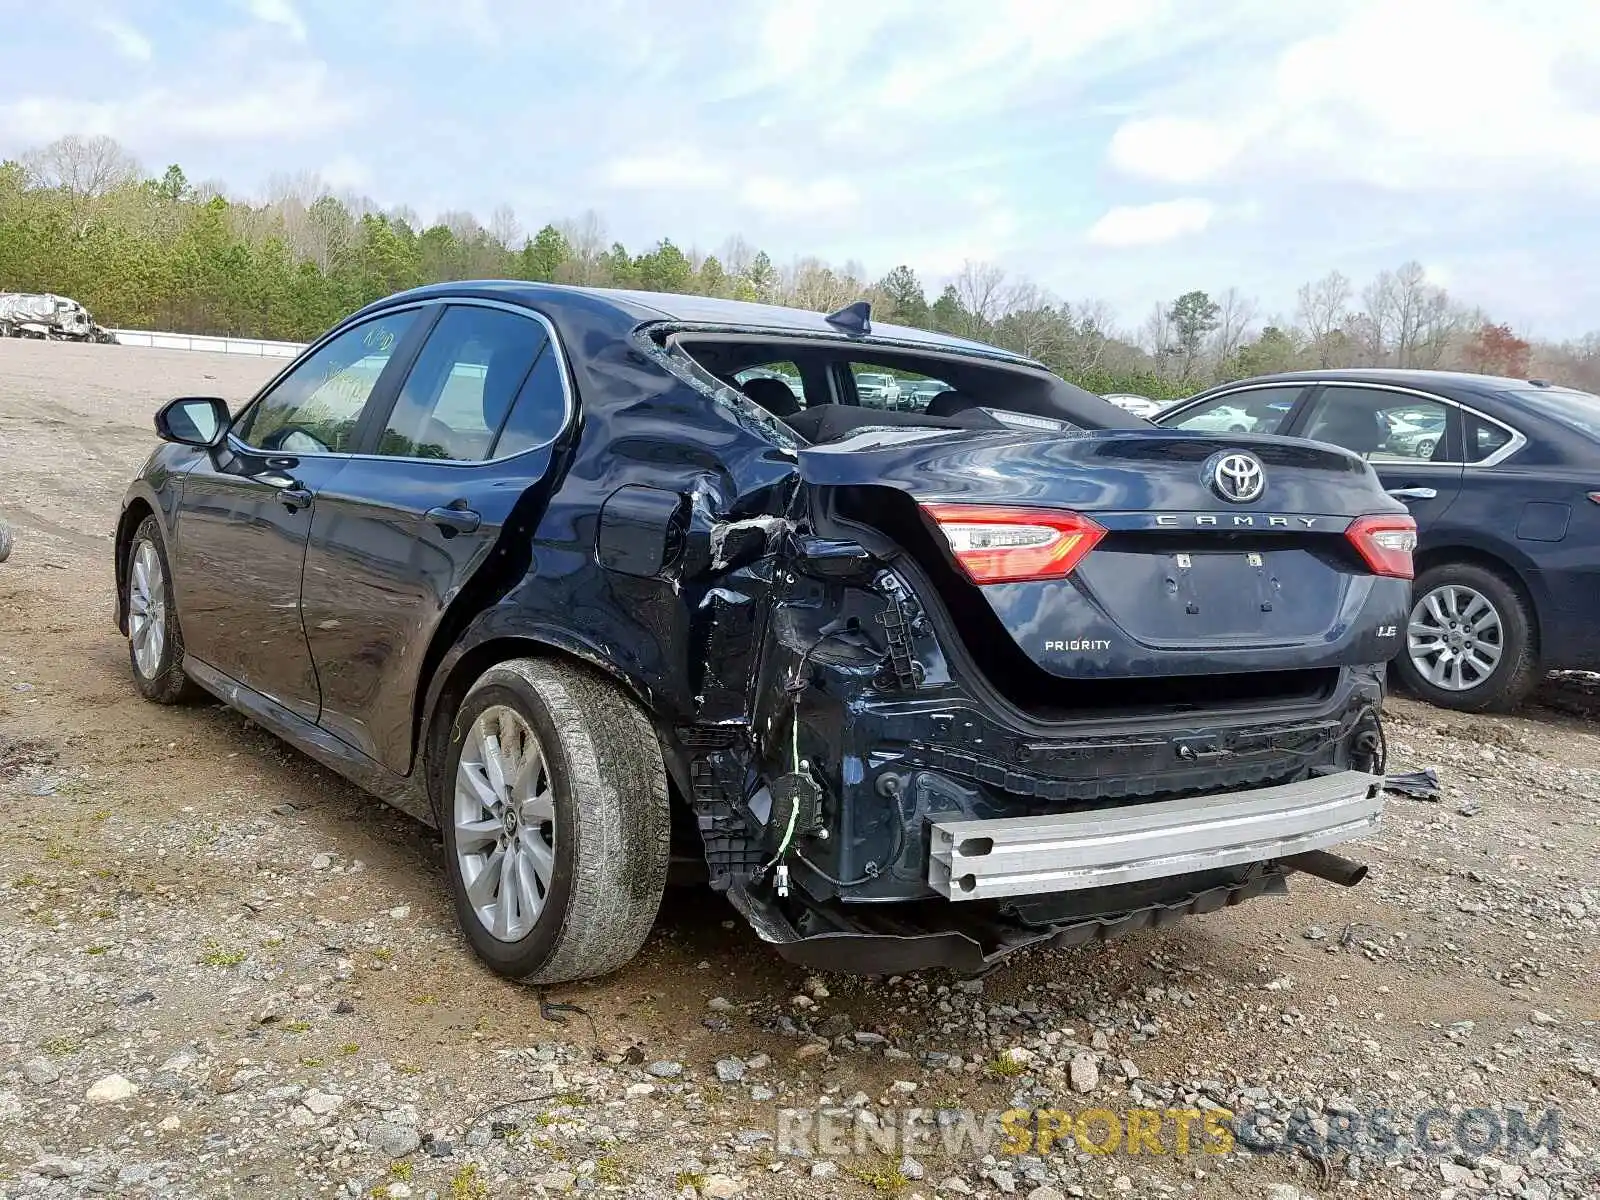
[855,371,903,407]
[1167,402,1261,432]
[1102,392,1162,419]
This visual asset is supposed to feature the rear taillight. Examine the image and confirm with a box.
[920,503,1105,584]
[1588,492,1600,505]
[1346,514,1417,580]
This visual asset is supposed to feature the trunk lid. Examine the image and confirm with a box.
[801,426,1411,677]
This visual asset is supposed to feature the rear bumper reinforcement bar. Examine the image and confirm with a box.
[928,770,1384,901]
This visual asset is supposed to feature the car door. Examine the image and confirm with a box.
[169,308,424,720]
[299,300,573,775]
[1289,384,1463,531]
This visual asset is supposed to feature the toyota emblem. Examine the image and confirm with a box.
[1212,452,1265,503]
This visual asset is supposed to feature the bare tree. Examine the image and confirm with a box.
[1359,270,1399,364]
[558,210,607,284]
[1209,287,1259,374]
[23,134,140,199]
[263,170,329,207]
[989,282,1059,361]
[1296,271,1352,367]
[488,204,521,250]
[783,258,860,312]
[1139,301,1173,358]
[1058,299,1117,377]
[440,210,483,242]
[1405,264,1460,368]
[718,234,755,279]
[191,179,229,204]
[953,260,1007,334]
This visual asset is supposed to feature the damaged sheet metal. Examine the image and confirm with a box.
[1383,767,1442,801]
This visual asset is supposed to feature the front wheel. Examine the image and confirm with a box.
[1393,562,1539,712]
[440,658,669,984]
[125,516,201,704]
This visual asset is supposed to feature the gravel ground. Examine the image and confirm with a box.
[0,338,1596,1200]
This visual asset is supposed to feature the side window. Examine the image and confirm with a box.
[377,306,547,461]
[1163,387,1300,435]
[850,364,950,412]
[492,342,569,457]
[1464,414,1514,463]
[234,311,416,453]
[1302,388,1451,462]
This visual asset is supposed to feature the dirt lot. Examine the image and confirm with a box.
[0,338,1596,1200]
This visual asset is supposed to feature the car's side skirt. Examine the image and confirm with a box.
[182,656,435,828]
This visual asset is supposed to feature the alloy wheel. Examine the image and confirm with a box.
[454,704,557,942]
[1406,583,1503,692]
[128,540,167,679]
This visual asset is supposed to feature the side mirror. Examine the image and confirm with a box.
[155,397,230,448]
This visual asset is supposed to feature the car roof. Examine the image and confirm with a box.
[368,280,1037,365]
[1208,367,1556,397]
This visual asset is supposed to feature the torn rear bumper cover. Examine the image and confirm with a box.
[730,868,1292,976]
[927,769,1385,901]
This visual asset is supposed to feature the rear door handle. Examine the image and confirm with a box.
[425,505,482,535]
[1387,487,1438,502]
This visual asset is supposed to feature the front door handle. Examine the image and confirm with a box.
[425,505,482,535]
[257,471,314,512]
[1387,487,1438,502]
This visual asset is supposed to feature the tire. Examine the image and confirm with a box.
[440,657,669,984]
[1414,437,1436,459]
[125,516,202,704]
[1393,561,1539,712]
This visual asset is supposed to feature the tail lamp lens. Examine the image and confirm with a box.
[1346,513,1418,579]
[920,503,1106,584]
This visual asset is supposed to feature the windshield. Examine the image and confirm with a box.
[1505,387,1600,440]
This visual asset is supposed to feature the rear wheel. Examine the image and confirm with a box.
[1394,562,1539,712]
[1414,437,1437,459]
[125,516,201,704]
[440,658,669,984]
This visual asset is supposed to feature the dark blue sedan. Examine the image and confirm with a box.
[112,282,1411,980]
[1159,369,1600,711]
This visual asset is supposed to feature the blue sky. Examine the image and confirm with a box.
[2,0,1599,337]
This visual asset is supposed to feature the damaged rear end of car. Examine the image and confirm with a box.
[637,328,1413,974]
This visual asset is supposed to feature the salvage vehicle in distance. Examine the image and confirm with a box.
[115,283,1414,982]
[0,292,116,342]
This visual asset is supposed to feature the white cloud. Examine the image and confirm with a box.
[0,62,362,144]
[1086,199,1216,247]
[601,152,730,191]
[1107,0,1600,193]
[243,0,308,42]
[319,154,373,192]
[738,176,859,218]
[91,16,154,62]
[1107,117,1245,186]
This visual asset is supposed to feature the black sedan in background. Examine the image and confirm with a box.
[1160,369,1600,711]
